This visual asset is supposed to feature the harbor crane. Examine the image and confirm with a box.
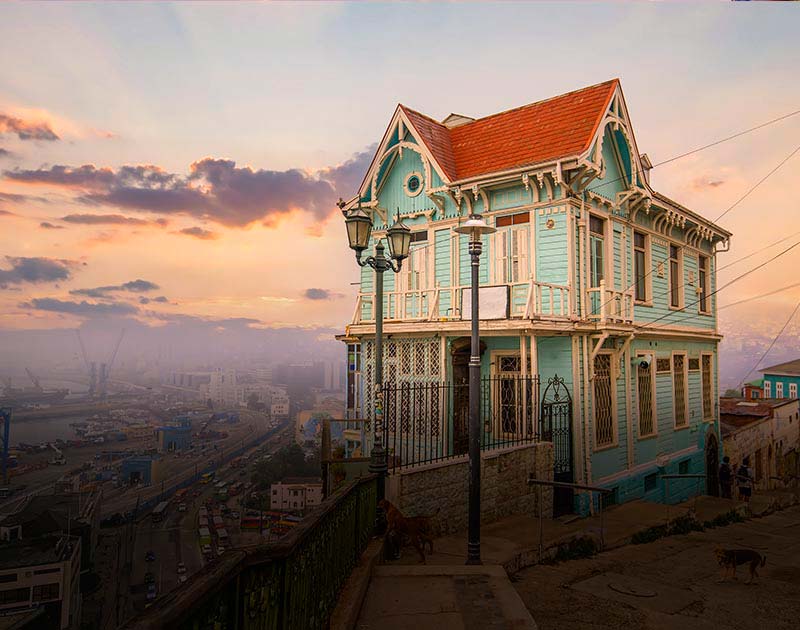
[75,328,126,399]
[48,443,66,466]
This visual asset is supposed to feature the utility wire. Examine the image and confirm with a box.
[736,299,800,389]
[587,108,800,193]
[717,228,800,273]
[714,142,800,222]
[638,238,800,330]
[719,281,800,311]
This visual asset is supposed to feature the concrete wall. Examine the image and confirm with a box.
[386,443,553,536]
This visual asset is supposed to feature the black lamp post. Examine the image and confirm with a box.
[453,213,496,565]
[344,202,411,507]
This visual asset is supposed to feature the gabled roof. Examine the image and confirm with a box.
[399,79,618,182]
[761,358,800,376]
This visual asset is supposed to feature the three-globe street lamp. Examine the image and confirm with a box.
[453,213,496,565]
[343,201,411,507]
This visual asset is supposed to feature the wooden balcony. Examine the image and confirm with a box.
[586,280,634,324]
[350,280,571,325]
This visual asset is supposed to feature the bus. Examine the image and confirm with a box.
[152,501,169,523]
[200,472,214,484]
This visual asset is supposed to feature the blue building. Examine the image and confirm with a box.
[121,456,157,486]
[156,425,192,453]
[341,79,730,514]
[761,360,800,400]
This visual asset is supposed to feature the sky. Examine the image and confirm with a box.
[1,2,799,347]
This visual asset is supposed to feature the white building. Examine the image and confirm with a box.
[270,390,290,418]
[208,368,237,407]
[270,478,323,512]
[0,535,82,629]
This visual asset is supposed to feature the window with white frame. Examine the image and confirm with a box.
[764,380,772,397]
[698,255,710,314]
[634,231,649,302]
[673,354,688,427]
[594,353,614,447]
[776,382,784,398]
[589,216,605,289]
[702,354,713,421]
[790,383,797,399]
[493,212,530,284]
[637,356,655,437]
[669,245,682,308]
[400,231,429,292]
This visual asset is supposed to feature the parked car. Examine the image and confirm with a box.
[201,544,212,556]
[177,562,187,575]
[146,583,157,601]
[178,574,188,584]
[144,572,155,585]
[178,503,187,512]
[216,546,225,557]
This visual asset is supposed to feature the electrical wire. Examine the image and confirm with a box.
[719,281,800,310]
[736,299,800,389]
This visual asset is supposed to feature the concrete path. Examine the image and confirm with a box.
[356,565,536,630]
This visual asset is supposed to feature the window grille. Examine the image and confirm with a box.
[593,354,614,447]
[637,359,655,437]
[673,354,687,427]
[688,358,700,371]
[702,355,713,420]
[656,358,671,373]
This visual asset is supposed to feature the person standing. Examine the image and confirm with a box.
[737,457,753,502]
[719,456,733,499]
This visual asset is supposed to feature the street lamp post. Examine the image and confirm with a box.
[343,201,410,509]
[453,213,496,565]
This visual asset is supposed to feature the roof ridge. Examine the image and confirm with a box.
[398,104,448,129]
[452,78,619,129]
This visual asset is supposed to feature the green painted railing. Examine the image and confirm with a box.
[127,475,377,630]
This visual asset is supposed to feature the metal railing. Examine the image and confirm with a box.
[351,279,571,324]
[382,376,541,472]
[126,475,378,630]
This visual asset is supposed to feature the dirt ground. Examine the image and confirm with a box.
[512,505,800,630]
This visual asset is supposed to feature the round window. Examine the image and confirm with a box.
[404,172,423,197]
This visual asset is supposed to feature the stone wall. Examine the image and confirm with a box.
[386,443,554,536]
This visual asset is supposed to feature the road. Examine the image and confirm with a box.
[117,420,294,623]
[513,505,800,630]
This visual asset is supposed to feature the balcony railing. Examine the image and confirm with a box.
[587,280,634,324]
[351,280,571,324]
[126,475,378,630]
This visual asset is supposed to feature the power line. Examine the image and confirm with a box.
[717,228,800,273]
[714,142,800,222]
[638,238,800,330]
[736,298,800,389]
[719,281,800,311]
[587,108,800,193]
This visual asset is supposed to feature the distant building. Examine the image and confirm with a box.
[0,491,101,575]
[742,379,764,400]
[156,425,192,453]
[323,361,345,391]
[208,368,238,407]
[270,392,290,418]
[270,478,323,512]
[720,397,800,488]
[120,455,163,486]
[123,423,155,441]
[0,534,82,630]
[761,359,800,399]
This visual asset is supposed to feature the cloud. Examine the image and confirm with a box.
[0,113,59,141]
[178,226,218,240]
[0,148,12,159]
[39,221,64,230]
[70,278,160,298]
[0,256,75,289]
[303,288,343,300]
[3,146,374,228]
[691,177,726,190]
[19,297,138,317]
[61,213,167,226]
[153,296,168,303]
[0,209,14,217]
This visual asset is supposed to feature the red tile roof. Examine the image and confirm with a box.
[400,79,618,182]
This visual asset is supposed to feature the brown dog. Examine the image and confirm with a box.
[379,499,436,563]
[715,547,766,583]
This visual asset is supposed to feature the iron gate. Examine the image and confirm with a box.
[539,375,574,516]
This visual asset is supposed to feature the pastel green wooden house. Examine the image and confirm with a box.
[340,79,731,514]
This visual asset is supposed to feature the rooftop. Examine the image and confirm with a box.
[719,397,797,417]
[0,535,77,570]
[761,358,800,376]
[276,477,323,486]
[400,79,617,181]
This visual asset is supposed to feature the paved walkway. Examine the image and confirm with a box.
[353,490,797,629]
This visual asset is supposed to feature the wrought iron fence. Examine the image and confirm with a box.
[126,475,378,630]
[382,375,541,472]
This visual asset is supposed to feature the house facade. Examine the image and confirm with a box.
[761,359,800,400]
[341,79,731,513]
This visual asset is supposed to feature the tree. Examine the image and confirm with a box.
[723,389,741,398]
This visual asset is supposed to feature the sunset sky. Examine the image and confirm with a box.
[1,2,799,335]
